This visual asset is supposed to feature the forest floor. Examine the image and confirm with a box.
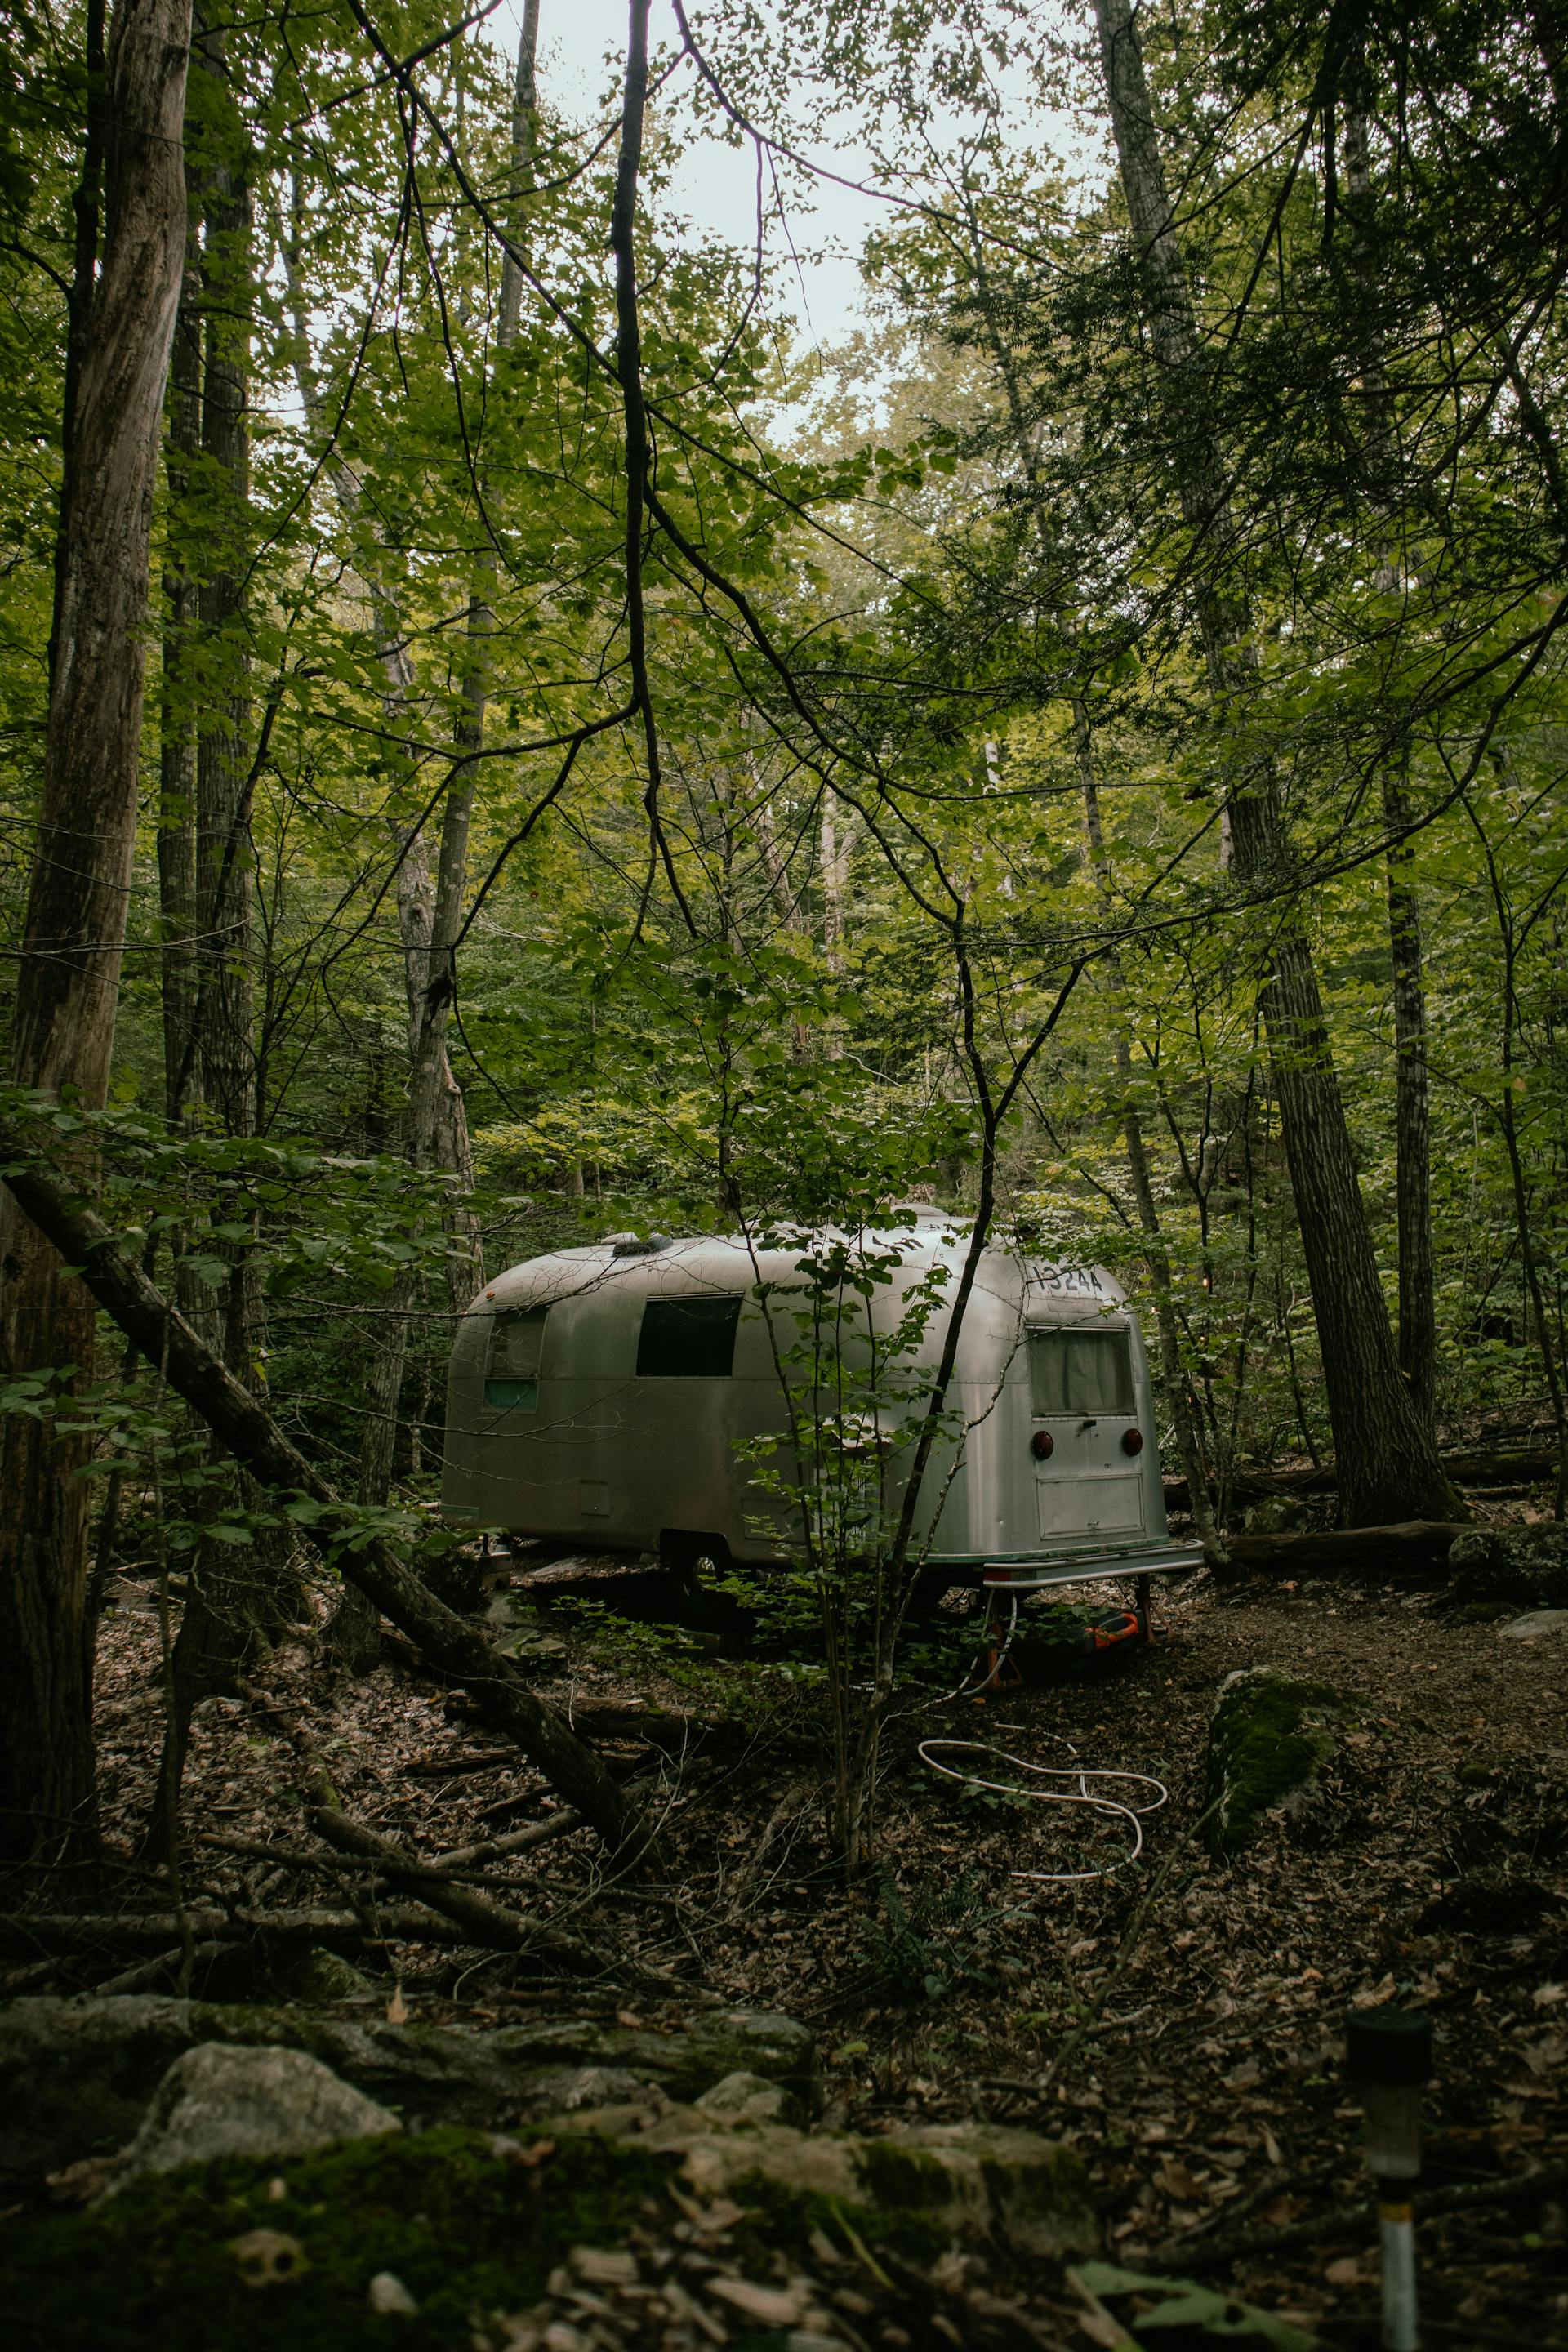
[75,1530,1568,2349]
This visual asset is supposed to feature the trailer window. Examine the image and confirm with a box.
[1029,1326,1134,1416]
[636,1295,742,1378]
[486,1306,549,1410]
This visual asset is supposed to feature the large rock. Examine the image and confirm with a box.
[1449,1525,1568,1609]
[109,2045,400,2188]
[0,1995,817,2178]
[1204,1666,1361,1859]
[555,2100,1096,2259]
[1499,1609,1568,1642]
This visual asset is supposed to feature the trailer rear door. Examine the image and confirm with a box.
[1027,1324,1147,1544]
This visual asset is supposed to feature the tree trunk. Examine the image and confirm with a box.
[1090,0,1459,1528]
[1383,756,1438,1421]
[153,38,299,1823]
[0,0,192,1873]
[192,67,254,1146]
[335,2,542,1655]
[1222,1521,1468,1579]
[1340,99,1440,1429]
[158,240,202,1125]
[1078,712,1226,1560]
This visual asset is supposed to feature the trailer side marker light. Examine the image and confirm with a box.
[1030,1429,1054,1460]
[1121,1428,1144,1454]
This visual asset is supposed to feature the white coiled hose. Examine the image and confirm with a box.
[920,1593,1169,1882]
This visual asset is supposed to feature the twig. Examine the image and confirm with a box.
[443,1810,583,1867]
[241,1682,660,1980]
[405,1748,519,1778]
[1157,2161,1568,2274]
[1040,1805,1216,2100]
[91,1940,238,1996]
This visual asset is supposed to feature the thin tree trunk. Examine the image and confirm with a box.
[1077,709,1225,1558]
[1341,99,1440,1428]
[192,65,253,1147]
[1463,788,1568,1517]
[0,0,193,1872]
[1382,756,1437,1419]
[158,238,202,1125]
[153,39,299,1824]
[956,177,1223,1548]
[1091,0,1458,1528]
[301,16,538,1661]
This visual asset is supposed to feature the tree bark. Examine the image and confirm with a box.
[158,241,202,1126]
[0,1124,648,1862]
[1382,756,1438,1420]
[1090,0,1459,1528]
[1340,98,1440,1428]
[0,0,193,1872]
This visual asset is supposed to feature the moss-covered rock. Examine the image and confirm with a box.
[283,1949,375,2004]
[1448,1526,1568,1610]
[4,2123,664,2350]
[0,1996,818,2178]
[549,2100,1096,2261]
[1203,1667,1362,1859]
[2,2106,1096,2350]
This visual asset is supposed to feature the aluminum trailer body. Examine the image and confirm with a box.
[439,1209,1188,1578]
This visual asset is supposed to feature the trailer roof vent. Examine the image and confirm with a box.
[612,1233,674,1258]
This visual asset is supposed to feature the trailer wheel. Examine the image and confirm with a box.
[658,1529,731,1584]
[657,1531,747,1640]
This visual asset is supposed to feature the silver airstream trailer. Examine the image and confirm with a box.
[440,1207,1197,1592]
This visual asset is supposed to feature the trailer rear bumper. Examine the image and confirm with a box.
[979,1539,1205,1592]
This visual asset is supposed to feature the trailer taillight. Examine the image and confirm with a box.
[1121,1428,1144,1455]
[1030,1429,1054,1460]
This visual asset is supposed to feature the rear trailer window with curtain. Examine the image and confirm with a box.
[486,1306,549,1410]
[636,1295,742,1378]
[1028,1325,1134,1416]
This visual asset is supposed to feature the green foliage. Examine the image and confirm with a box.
[858,1866,1030,2003]
[1070,2261,1323,2349]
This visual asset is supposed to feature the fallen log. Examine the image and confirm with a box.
[443,1810,583,1869]
[405,1748,519,1779]
[0,1906,482,1953]
[0,1129,643,1864]
[91,1941,238,1998]
[203,1811,586,1877]
[1165,1446,1559,1511]
[1220,1520,1468,1577]
[568,1704,758,1755]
